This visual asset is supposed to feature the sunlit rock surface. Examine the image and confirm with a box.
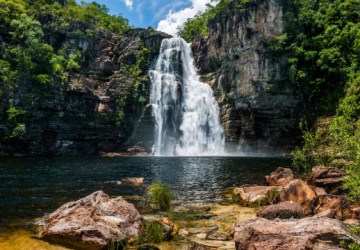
[39,190,142,250]
[233,217,360,249]
[192,0,303,154]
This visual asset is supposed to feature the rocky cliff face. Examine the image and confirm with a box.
[192,0,303,154]
[0,28,169,155]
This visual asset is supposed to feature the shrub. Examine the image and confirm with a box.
[146,182,173,212]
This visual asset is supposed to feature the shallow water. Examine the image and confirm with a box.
[0,156,290,246]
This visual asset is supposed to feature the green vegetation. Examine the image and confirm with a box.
[178,0,251,42]
[0,0,130,138]
[138,221,166,243]
[280,0,360,201]
[178,0,231,42]
[146,182,173,212]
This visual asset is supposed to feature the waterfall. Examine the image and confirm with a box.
[149,37,224,156]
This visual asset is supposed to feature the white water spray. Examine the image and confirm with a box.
[149,37,224,156]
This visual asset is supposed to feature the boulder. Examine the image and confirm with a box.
[39,190,142,250]
[278,179,317,214]
[311,195,349,219]
[309,166,346,194]
[233,186,281,206]
[265,167,295,186]
[233,217,359,250]
[256,201,305,220]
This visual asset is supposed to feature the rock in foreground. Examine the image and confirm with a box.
[256,201,305,220]
[233,217,359,250]
[278,179,317,214]
[39,190,142,250]
[233,186,281,206]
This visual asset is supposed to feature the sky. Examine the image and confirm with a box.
[76,0,215,36]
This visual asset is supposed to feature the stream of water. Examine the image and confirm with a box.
[150,38,224,156]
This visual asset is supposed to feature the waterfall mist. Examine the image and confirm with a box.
[149,37,224,156]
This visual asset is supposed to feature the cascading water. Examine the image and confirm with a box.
[149,37,224,156]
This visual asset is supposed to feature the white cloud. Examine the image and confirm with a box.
[156,0,216,36]
[124,0,133,9]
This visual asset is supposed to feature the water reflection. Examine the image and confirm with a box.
[0,156,290,228]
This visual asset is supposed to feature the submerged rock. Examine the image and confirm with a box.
[233,185,281,206]
[120,177,145,186]
[257,201,305,220]
[206,231,231,241]
[137,244,160,250]
[39,190,142,250]
[233,217,359,249]
[265,167,295,186]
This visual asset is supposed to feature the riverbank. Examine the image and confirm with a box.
[0,196,257,250]
[1,165,359,249]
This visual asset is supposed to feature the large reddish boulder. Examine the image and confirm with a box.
[265,167,295,186]
[233,186,281,206]
[257,201,305,220]
[309,166,346,194]
[278,179,317,214]
[39,190,142,250]
[233,217,359,250]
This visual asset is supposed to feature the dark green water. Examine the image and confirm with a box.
[0,156,290,230]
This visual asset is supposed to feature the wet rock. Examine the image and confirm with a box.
[206,231,231,241]
[120,177,144,186]
[256,201,305,220]
[278,179,317,214]
[309,166,346,194]
[154,217,179,239]
[39,190,142,250]
[188,241,217,250]
[233,217,359,250]
[233,185,281,206]
[188,240,228,250]
[188,226,219,235]
[194,233,207,240]
[265,167,295,186]
[127,144,148,154]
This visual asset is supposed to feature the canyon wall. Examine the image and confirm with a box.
[0,28,169,155]
[192,0,303,154]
